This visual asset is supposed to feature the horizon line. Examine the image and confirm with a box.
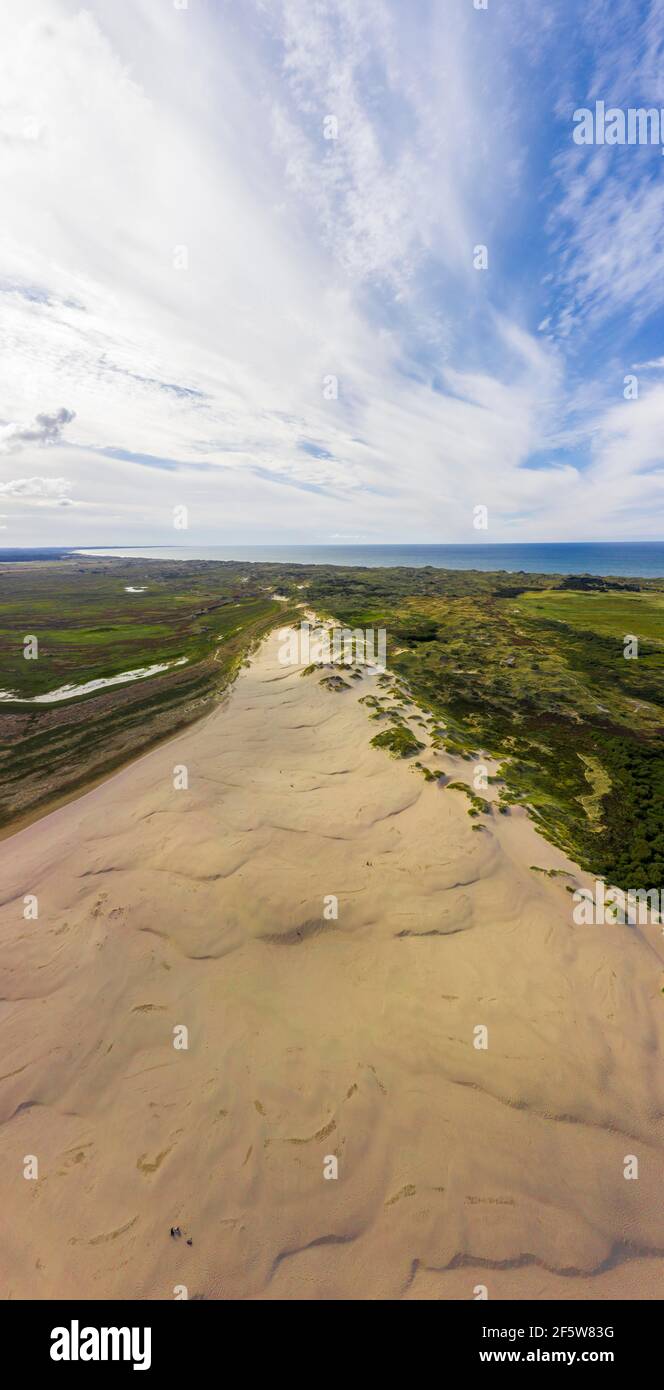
[2,541,663,552]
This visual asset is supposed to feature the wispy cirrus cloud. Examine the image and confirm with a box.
[0,0,661,544]
[544,0,664,338]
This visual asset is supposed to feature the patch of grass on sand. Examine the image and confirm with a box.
[445,781,491,814]
[305,568,664,889]
[319,674,351,692]
[371,726,424,758]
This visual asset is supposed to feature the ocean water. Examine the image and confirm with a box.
[74,542,664,578]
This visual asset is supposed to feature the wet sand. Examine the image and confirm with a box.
[0,625,663,1300]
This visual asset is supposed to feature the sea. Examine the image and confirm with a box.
[69,542,664,578]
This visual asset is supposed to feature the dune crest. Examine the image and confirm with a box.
[0,626,663,1300]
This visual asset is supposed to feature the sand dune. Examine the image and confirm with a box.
[0,625,663,1300]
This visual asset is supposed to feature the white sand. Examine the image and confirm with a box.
[0,625,662,1301]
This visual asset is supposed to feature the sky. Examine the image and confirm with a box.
[0,0,663,546]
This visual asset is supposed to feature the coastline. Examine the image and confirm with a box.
[1,621,662,1300]
[71,543,664,580]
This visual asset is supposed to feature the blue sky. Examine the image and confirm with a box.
[0,0,663,543]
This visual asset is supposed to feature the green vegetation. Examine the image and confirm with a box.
[530,866,574,879]
[515,589,664,643]
[319,674,351,691]
[1,555,662,891]
[446,781,492,815]
[301,565,664,890]
[577,753,611,829]
[370,725,424,758]
[0,556,296,828]
[414,762,439,782]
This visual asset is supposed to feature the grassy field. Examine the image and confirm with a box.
[0,565,280,698]
[0,557,296,828]
[515,589,664,643]
[0,554,662,892]
[303,568,664,891]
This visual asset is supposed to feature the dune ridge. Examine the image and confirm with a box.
[0,624,663,1300]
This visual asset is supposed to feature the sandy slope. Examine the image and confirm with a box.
[0,624,663,1301]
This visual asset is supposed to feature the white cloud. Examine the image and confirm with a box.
[0,407,75,453]
[0,0,659,545]
[550,157,664,331]
[0,475,72,497]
